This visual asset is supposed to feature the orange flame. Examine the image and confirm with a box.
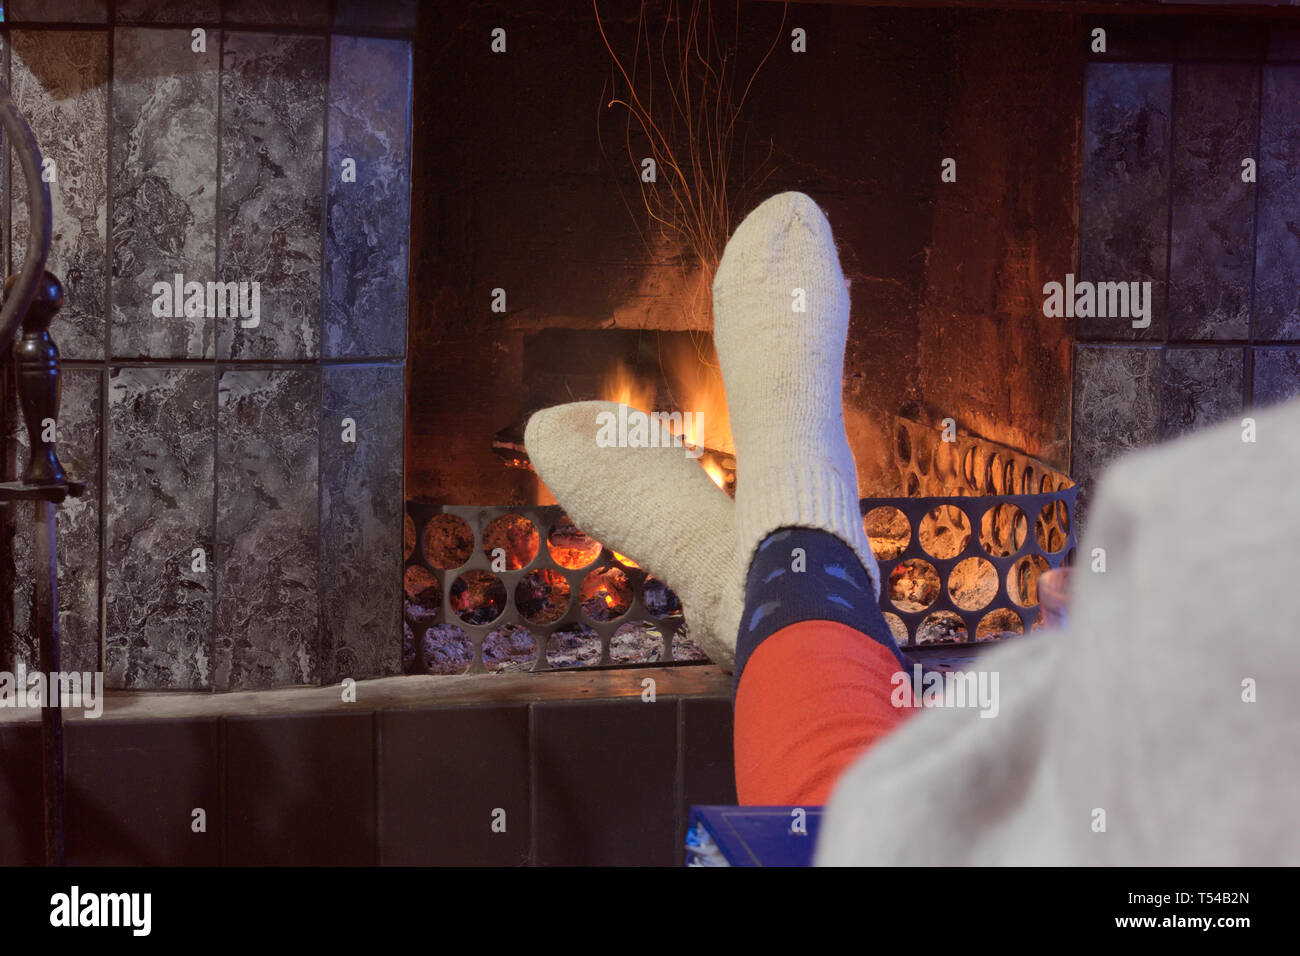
[701,457,726,490]
[604,361,655,414]
[600,336,732,492]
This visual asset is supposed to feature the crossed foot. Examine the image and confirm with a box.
[525,192,884,672]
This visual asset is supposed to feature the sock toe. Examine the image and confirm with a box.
[524,401,742,670]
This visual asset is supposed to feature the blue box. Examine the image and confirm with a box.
[686,805,824,867]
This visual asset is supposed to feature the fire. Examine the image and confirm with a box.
[604,361,655,414]
[600,335,733,492]
[701,457,727,490]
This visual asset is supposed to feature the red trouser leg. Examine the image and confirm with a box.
[733,620,915,806]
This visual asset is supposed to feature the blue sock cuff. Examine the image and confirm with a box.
[732,527,910,694]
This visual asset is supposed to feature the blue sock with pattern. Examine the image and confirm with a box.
[733,527,912,694]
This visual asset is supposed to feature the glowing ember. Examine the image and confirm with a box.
[580,566,632,621]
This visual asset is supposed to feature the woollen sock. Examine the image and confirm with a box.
[711,192,882,596]
[733,527,909,694]
[524,400,742,670]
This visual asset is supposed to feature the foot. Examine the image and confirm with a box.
[524,400,743,670]
[711,191,882,595]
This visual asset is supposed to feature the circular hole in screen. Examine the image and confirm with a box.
[976,608,1024,641]
[514,569,570,625]
[547,515,602,569]
[482,513,539,570]
[611,621,662,663]
[449,570,506,625]
[918,504,971,560]
[888,559,940,613]
[864,505,910,561]
[949,556,996,611]
[917,610,968,644]
[979,504,1027,557]
[483,625,537,672]
[579,566,632,622]
[546,624,602,668]
[423,513,474,569]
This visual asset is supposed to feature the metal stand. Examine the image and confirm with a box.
[0,76,78,867]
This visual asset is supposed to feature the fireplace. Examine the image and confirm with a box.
[402,0,1088,671]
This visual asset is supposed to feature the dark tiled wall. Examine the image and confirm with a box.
[0,694,737,866]
[0,1,411,689]
[1073,21,1300,523]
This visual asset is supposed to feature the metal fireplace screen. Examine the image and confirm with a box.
[403,483,1075,673]
[403,503,702,674]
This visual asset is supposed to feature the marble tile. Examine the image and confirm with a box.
[111,28,220,359]
[9,369,102,673]
[335,0,417,32]
[105,367,214,689]
[1071,345,1162,527]
[1080,64,1172,342]
[222,0,329,28]
[1254,66,1300,341]
[219,33,325,360]
[1252,347,1300,407]
[7,0,106,22]
[115,0,218,22]
[1160,347,1244,439]
[10,31,109,360]
[325,36,410,359]
[1169,65,1258,342]
[320,364,403,681]
[215,368,319,690]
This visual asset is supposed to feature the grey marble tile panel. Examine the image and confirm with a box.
[1159,347,1245,439]
[320,363,403,681]
[10,31,108,360]
[215,367,319,689]
[219,33,325,360]
[324,35,410,359]
[1253,347,1300,407]
[9,369,101,674]
[1080,64,1171,342]
[105,366,214,689]
[1255,66,1300,341]
[111,27,220,359]
[1168,65,1257,341]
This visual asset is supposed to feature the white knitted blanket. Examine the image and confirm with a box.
[817,397,1300,865]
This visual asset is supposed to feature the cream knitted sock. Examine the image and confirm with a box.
[712,191,882,597]
[524,400,742,670]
